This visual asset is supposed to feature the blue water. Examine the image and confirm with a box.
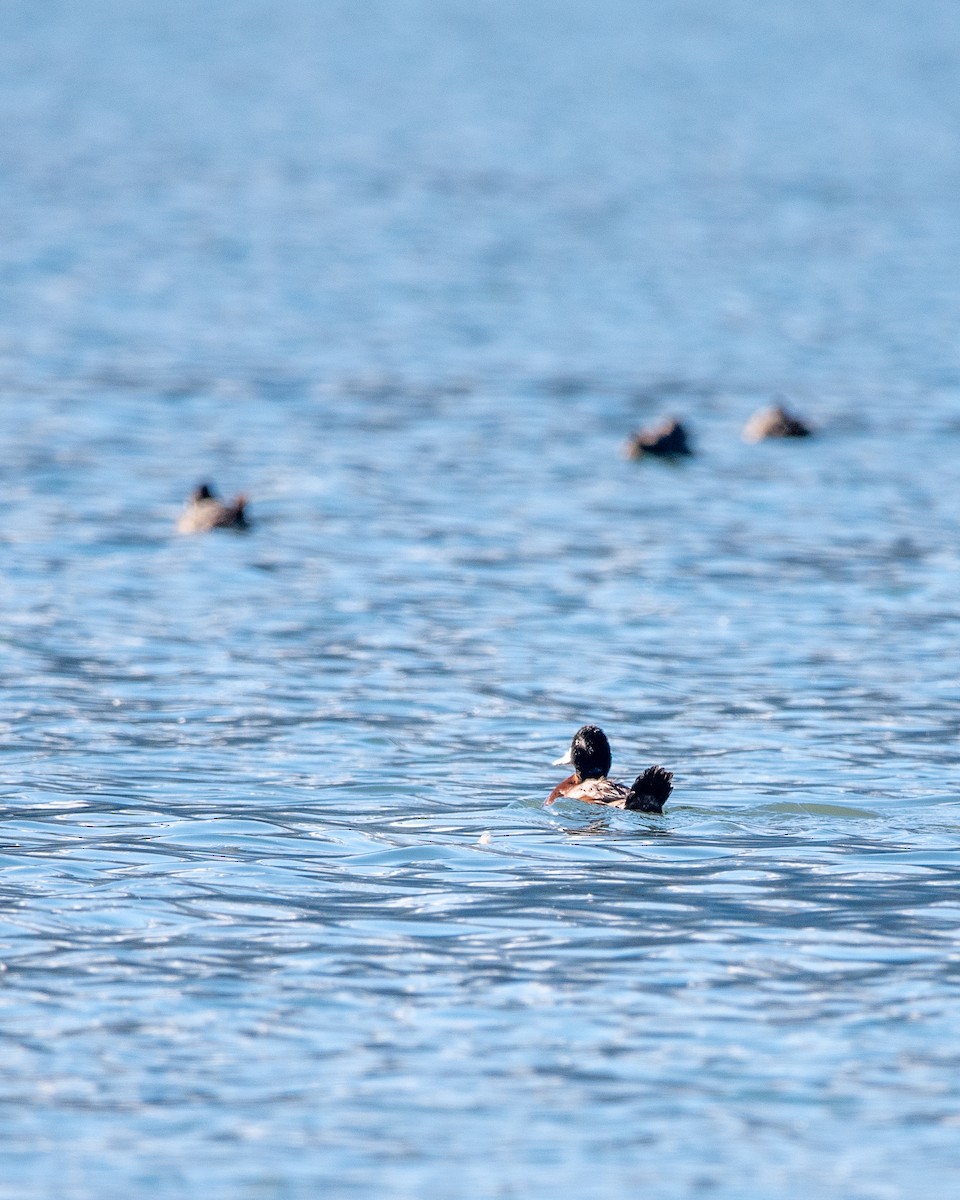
[2,1,960,1196]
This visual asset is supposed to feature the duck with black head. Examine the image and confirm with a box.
[546,725,673,813]
[742,404,812,442]
[625,417,693,459]
[176,483,250,534]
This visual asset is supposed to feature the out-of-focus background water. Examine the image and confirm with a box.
[2,1,960,1196]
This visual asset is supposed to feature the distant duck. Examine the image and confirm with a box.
[742,404,812,442]
[546,725,673,813]
[176,483,249,533]
[625,417,693,459]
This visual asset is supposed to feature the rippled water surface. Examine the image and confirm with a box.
[3,1,960,1197]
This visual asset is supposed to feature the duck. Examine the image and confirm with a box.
[176,483,250,533]
[742,404,812,442]
[545,725,673,813]
[625,417,693,459]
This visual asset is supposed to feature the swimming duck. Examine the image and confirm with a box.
[742,404,812,442]
[625,417,693,459]
[546,725,673,812]
[176,483,249,533]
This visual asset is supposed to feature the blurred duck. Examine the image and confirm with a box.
[625,417,693,459]
[546,725,673,813]
[176,483,249,533]
[742,404,812,442]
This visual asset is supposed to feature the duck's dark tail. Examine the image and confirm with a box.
[625,765,673,813]
[230,495,250,529]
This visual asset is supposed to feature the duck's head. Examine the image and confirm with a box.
[192,483,216,502]
[553,725,612,781]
